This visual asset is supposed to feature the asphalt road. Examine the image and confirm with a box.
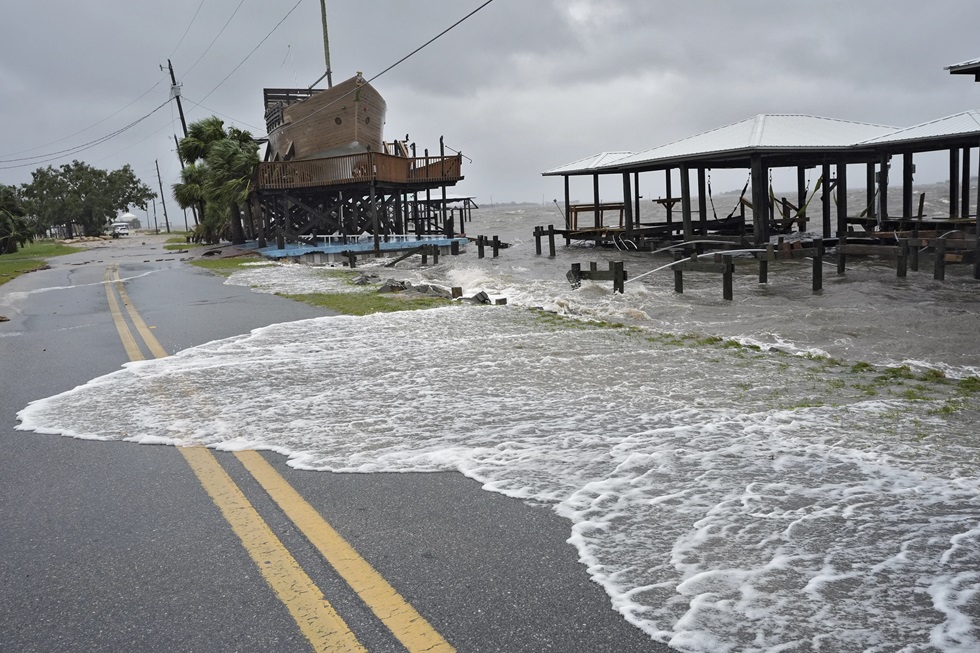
[0,235,675,652]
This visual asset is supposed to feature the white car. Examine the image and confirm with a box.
[112,225,130,237]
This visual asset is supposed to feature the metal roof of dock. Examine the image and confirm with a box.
[542,151,634,175]
[860,109,980,148]
[946,57,980,80]
[543,114,898,175]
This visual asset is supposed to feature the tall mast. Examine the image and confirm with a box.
[320,0,333,88]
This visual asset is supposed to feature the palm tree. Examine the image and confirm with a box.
[174,117,259,245]
[204,139,259,245]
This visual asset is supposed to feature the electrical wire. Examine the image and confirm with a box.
[182,0,247,78]
[0,75,168,159]
[170,0,208,59]
[197,0,305,104]
[261,0,497,140]
[0,99,173,170]
[181,96,263,132]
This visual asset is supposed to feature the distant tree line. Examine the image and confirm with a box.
[0,161,155,254]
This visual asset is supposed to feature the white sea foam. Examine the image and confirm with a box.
[16,304,980,652]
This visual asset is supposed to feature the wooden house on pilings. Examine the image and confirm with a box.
[249,73,465,251]
[543,97,980,277]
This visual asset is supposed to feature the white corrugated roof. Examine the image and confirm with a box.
[541,151,634,175]
[945,57,980,72]
[861,110,980,144]
[607,114,897,168]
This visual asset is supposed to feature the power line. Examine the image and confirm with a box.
[366,0,497,86]
[170,0,208,59]
[182,0,246,78]
[0,75,168,159]
[262,0,497,140]
[197,0,305,104]
[0,99,173,170]
[181,96,263,133]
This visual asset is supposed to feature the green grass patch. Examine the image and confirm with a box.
[0,240,83,286]
[875,365,915,383]
[957,377,980,394]
[850,361,874,373]
[278,291,452,315]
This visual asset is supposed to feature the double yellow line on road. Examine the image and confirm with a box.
[103,265,454,653]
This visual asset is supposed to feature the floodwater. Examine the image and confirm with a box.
[16,203,980,652]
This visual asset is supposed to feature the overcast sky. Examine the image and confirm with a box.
[2,0,980,215]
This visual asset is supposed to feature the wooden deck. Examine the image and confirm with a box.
[253,152,463,192]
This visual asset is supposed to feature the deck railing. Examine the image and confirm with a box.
[253,152,462,191]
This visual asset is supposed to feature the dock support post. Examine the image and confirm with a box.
[611,261,625,294]
[477,235,485,259]
[673,252,683,293]
[722,255,734,301]
[451,240,460,256]
[837,232,847,275]
[547,225,556,258]
[935,239,947,280]
[812,238,823,292]
[897,240,909,278]
[346,251,356,269]
[492,236,500,258]
[910,230,919,272]
[759,258,768,284]
[534,226,542,255]
[452,287,463,299]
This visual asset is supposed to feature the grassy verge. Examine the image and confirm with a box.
[278,292,451,315]
[163,234,205,251]
[190,257,454,315]
[0,240,83,287]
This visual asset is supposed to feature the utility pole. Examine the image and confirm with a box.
[155,159,171,234]
[152,198,159,233]
[164,59,188,138]
[320,0,333,88]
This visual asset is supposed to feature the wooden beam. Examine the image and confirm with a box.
[950,148,960,218]
[680,165,693,241]
[697,167,708,236]
[750,156,768,244]
[821,162,832,237]
[836,162,848,238]
[903,152,914,218]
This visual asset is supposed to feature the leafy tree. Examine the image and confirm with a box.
[0,184,32,254]
[21,161,155,237]
[174,117,258,245]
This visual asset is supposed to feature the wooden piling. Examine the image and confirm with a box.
[534,226,543,255]
[935,238,947,280]
[477,235,485,259]
[812,239,823,292]
[547,225,556,258]
[910,230,919,272]
[674,252,683,293]
[837,232,847,275]
[897,240,908,278]
[451,240,459,256]
[346,251,357,268]
[492,235,500,258]
[722,255,734,301]
[452,286,463,299]
[759,259,768,284]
